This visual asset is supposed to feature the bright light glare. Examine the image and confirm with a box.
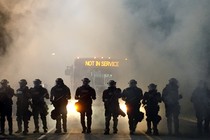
[140,106,146,114]
[119,103,146,115]
[66,100,78,116]
[120,103,127,113]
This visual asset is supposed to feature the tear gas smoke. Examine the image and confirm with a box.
[0,0,210,132]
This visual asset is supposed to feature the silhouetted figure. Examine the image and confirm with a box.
[15,79,31,135]
[122,79,143,135]
[162,78,182,135]
[191,80,210,135]
[50,78,71,133]
[143,83,162,135]
[103,80,121,135]
[30,79,49,133]
[0,79,14,135]
[206,85,210,133]
[75,78,96,134]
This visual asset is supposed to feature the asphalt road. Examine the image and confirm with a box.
[0,102,209,140]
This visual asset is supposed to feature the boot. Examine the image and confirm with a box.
[82,127,87,133]
[44,128,48,133]
[146,121,152,135]
[15,130,22,133]
[130,130,134,135]
[153,122,159,135]
[153,129,159,136]
[87,128,91,134]
[8,118,13,135]
[62,116,67,133]
[22,130,28,135]
[15,123,22,134]
[23,120,29,135]
[146,129,152,135]
[167,118,172,135]
[87,115,92,134]
[113,117,118,134]
[33,129,40,133]
[54,129,62,133]
[63,129,67,133]
[113,129,118,134]
[104,129,110,135]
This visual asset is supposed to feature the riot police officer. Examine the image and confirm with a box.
[122,79,143,135]
[30,79,49,133]
[162,78,182,135]
[15,79,31,135]
[206,84,210,133]
[103,80,121,135]
[75,78,96,134]
[50,78,71,133]
[191,80,209,135]
[0,79,14,135]
[142,83,162,135]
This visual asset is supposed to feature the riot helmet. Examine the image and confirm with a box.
[33,79,42,87]
[0,79,9,87]
[129,79,137,87]
[56,78,64,86]
[148,83,157,91]
[19,79,27,87]
[169,78,178,85]
[82,78,90,86]
[107,80,116,87]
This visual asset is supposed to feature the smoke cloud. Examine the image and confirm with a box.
[0,0,210,116]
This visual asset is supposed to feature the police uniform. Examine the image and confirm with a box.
[142,84,161,135]
[75,78,96,134]
[206,88,210,133]
[122,80,143,134]
[30,81,49,133]
[103,81,121,134]
[162,78,182,135]
[0,80,14,135]
[15,81,31,134]
[191,81,210,135]
[50,78,71,133]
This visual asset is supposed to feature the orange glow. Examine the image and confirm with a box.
[74,103,80,112]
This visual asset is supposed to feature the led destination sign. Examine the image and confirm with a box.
[84,60,119,67]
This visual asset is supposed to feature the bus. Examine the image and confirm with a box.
[66,57,128,94]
